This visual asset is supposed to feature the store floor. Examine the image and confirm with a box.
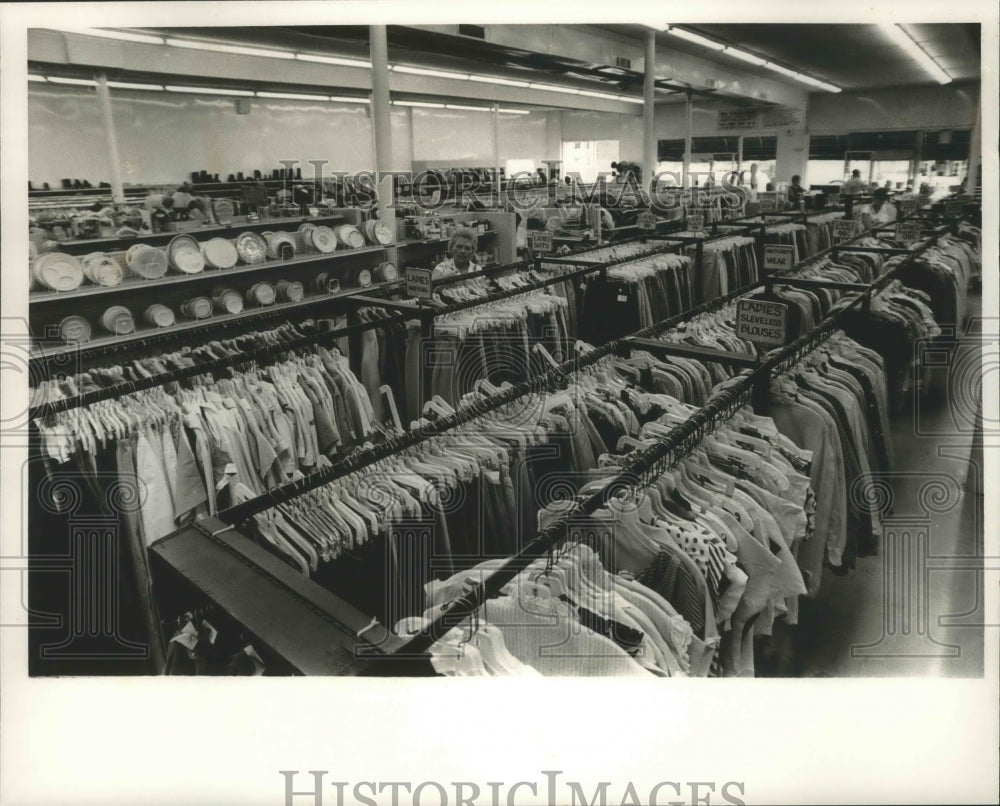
[757,291,986,677]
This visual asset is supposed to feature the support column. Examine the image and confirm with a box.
[493,101,501,204]
[94,72,125,205]
[683,91,693,188]
[965,94,982,193]
[737,134,744,176]
[369,25,395,225]
[643,29,657,194]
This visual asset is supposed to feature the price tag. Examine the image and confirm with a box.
[687,213,705,233]
[405,267,434,299]
[763,244,795,272]
[637,211,657,231]
[899,197,919,215]
[736,299,788,348]
[833,219,860,244]
[944,200,963,218]
[759,198,776,213]
[530,231,554,253]
[895,221,923,245]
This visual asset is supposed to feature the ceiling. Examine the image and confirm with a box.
[609,23,981,91]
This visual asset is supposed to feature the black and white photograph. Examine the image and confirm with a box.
[1,2,997,804]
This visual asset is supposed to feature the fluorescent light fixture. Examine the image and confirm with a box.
[618,95,645,104]
[165,85,255,96]
[47,76,96,86]
[498,108,530,115]
[468,74,530,87]
[578,89,621,100]
[257,91,328,101]
[763,61,800,79]
[108,81,165,91]
[296,53,371,69]
[445,104,490,111]
[817,82,842,94]
[880,23,951,84]
[28,74,48,83]
[391,65,470,80]
[643,24,670,32]
[528,82,580,94]
[165,38,294,59]
[328,95,369,104]
[723,47,766,66]
[665,26,725,51]
[79,29,165,45]
[392,100,446,108]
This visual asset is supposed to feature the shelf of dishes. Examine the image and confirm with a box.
[29,221,397,301]
[31,279,404,360]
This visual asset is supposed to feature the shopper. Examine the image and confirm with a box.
[841,169,867,195]
[432,228,481,279]
[860,187,897,230]
[787,174,805,207]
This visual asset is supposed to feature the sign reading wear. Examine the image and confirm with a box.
[895,221,923,245]
[405,267,434,299]
[833,219,860,243]
[736,299,788,347]
[637,211,657,231]
[687,213,705,233]
[530,231,554,252]
[763,244,795,272]
[899,197,919,215]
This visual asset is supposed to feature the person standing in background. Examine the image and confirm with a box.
[432,228,481,280]
[841,169,867,195]
[787,175,805,207]
[860,187,897,230]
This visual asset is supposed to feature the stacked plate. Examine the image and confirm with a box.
[297,222,316,252]
[31,253,85,292]
[310,225,338,254]
[373,261,398,282]
[81,252,124,287]
[181,297,213,320]
[353,268,373,288]
[167,235,206,274]
[58,315,92,343]
[235,231,268,264]
[100,305,135,335]
[201,237,239,269]
[212,287,244,314]
[212,198,235,225]
[125,244,169,280]
[276,279,305,302]
[335,224,366,249]
[144,304,176,328]
[364,219,394,245]
[246,282,276,306]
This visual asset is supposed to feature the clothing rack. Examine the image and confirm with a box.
[373,217,960,662]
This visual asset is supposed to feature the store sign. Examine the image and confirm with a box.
[405,267,434,299]
[763,244,795,272]
[687,213,705,233]
[833,219,860,243]
[736,299,788,347]
[759,198,777,213]
[637,211,657,231]
[895,221,923,245]
[899,197,919,215]
[761,106,803,128]
[718,109,759,131]
[530,231,554,252]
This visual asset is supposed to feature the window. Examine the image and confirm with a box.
[561,139,620,183]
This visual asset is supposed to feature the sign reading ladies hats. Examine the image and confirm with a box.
[833,219,860,243]
[736,299,788,348]
[530,231,554,253]
[763,244,795,273]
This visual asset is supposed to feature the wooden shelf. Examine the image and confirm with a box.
[30,280,404,361]
[397,231,497,247]
[36,214,347,255]
[29,245,391,306]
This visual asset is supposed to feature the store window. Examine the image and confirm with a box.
[561,139,620,183]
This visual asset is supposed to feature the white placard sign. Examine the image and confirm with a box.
[736,299,788,347]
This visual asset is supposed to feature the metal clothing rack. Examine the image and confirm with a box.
[375,217,961,663]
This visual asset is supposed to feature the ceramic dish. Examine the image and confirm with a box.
[58,315,92,343]
[144,304,176,328]
[101,305,135,335]
[371,220,394,245]
[212,198,235,225]
[31,253,84,292]
[266,231,297,261]
[168,234,206,274]
[335,224,366,249]
[181,297,214,320]
[353,268,373,288]
[276,279,304,302]
[309,226,338,254]
[81,252,124,287]
[201,237,239,270]
[234,231,268,264]
[245,282,276,306]
[212,287,244,315]
[125,244,169,279]
[374,261,398,282]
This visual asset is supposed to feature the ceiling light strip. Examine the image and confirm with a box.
[879,24,951,85]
